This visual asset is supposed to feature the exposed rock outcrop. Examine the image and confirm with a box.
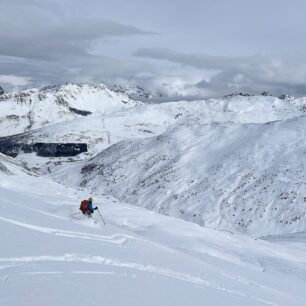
[0,134,87,158]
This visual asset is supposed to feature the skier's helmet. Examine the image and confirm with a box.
[89,197,93,202]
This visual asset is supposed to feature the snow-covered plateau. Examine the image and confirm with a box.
[1,83,306,305]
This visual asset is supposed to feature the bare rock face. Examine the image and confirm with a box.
[261,91,272,96]
[279,94,295,101]
[0,86,4,96]
[35,143,88,157]
[0,133,88,158]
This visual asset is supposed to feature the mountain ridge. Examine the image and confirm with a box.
[0,83,141,137]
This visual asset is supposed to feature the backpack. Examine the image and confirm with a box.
[80,200,89,213]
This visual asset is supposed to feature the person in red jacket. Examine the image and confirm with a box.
[80,197,97,217]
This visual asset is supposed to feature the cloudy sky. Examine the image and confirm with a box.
[1,0,306,97]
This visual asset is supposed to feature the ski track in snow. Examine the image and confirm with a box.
[0,215,181,261]
[1,193,306,305]
[0,216,130,246]
[20,270,117,276]
[2,198,184,255]
[0,254,282,306]
[1,198,296,305]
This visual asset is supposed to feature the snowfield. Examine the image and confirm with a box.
[1,154,306,306]
[1,84,306,305]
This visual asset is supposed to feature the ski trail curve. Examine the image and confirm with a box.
[0,254,283,306]
[0,216,131,245]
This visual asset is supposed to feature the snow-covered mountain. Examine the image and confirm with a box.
[1,153,306,306]
[1,84,306,305]
[43,94,306,236]
[2,86,305,236]
[0,83,141,137]
[110,84,153,100]
[73,116,305,237]
[3,94,306,157]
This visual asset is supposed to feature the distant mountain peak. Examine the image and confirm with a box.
[110,84,153,100]
[0,82,141,137]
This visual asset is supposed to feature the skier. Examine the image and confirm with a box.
[80,197,98,217]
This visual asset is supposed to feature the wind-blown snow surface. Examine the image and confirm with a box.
[48,96,306,236]
[1,155,306,306]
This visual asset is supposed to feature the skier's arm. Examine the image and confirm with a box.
[87,202,94,213]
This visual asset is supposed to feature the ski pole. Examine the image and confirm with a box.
[97,208,106,225]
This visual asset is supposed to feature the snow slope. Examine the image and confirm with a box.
[47,97,306,236]
[2,91,306,236]
[0,83,140,137]
[0,153,38,176]
[1,157,306,306]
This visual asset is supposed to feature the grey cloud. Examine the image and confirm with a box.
[134,48,281,74]
[134,48,306,97]
[0,17,152,60]
[0,52,155,90]
[0,0,155,88]
[2,0,306,97]
[134,48,245,70]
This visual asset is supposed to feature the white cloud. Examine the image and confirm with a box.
[0,75,32,86]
